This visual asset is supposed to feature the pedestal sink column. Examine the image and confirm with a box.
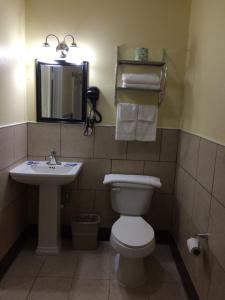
[36,185,61,255]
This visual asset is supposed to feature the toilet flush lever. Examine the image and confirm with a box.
[195,233,210,240]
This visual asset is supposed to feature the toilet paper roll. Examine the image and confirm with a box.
[187,238,201,256]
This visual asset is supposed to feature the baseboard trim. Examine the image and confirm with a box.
[155,230,173,244]
[170,237,200,300]
[98,228,111,240]
[0,233,26,281]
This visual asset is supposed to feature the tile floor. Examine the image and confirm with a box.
[0,241,189,300]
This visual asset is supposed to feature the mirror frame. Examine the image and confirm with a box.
[35,59,89,123]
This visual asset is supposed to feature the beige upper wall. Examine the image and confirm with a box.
[181,0,225,144]
[0,0,26,125]
[26,0,191,126]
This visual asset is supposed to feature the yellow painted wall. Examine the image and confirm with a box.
[0,0,26,125]
[26,0,191,126]
[181,0,225,144]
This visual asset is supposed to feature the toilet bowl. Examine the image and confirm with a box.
[110,215,155,287]
[103,173,162,288]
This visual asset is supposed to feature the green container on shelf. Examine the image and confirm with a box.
[134,48,149,61]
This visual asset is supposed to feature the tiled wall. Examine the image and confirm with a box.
[173,131,225,300]
[27,123,178,230]
[2,122,225,300]
[0,123,27,260]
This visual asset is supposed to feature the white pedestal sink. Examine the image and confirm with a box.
[10,160,82,255]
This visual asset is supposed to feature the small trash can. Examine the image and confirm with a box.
[71,214,100,250]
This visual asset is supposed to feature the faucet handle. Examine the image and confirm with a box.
[47,150,61,165]
[50,150,56,156]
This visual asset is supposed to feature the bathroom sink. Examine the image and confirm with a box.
[10,160,83,255]
[10,160,82,185]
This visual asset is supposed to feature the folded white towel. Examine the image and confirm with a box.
[138,104,156,122]
[115,103,138,141]
[118,103,138,121]
[122,82,160,90]
[115,121,137,141]
[103,173,162,188]
[136,105,158,142]
[122,73,160,85]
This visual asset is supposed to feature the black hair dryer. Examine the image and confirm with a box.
[84,86,102,136]
[87,87,100,110]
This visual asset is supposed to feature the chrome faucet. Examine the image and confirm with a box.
[47,150,61,165]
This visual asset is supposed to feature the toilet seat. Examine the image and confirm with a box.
[111,216,155,258]
[112,216,154,248]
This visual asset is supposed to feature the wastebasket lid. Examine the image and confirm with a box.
[72,214,100,224]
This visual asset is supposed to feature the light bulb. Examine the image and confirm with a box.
[66,46,83,64]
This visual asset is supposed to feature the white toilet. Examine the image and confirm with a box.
[103,174,162,288]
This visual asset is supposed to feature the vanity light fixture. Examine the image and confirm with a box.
[43,34,77,59]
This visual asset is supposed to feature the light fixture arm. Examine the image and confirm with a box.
[63,34,77,47]
[43,34,60,47]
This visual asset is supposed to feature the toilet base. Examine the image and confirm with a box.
[116,254,147,288]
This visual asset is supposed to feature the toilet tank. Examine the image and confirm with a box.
[111,182,154,215]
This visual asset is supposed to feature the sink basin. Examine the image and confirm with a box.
[10,160,82,185]
[10,160,83,255]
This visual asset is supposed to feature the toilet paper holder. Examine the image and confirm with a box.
[187,233,210,256]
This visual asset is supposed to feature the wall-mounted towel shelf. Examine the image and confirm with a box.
[118,59,166,67]
[114,46,167,106]
[116,86,163,92]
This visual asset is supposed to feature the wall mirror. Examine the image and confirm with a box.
[36,60,88,123]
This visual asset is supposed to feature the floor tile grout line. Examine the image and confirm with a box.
[25,256,47,299]
[4,242,188,300]
[71,255,78,279]
[107,279,110,300]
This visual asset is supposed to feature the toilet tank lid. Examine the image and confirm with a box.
[103,174,162,188]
